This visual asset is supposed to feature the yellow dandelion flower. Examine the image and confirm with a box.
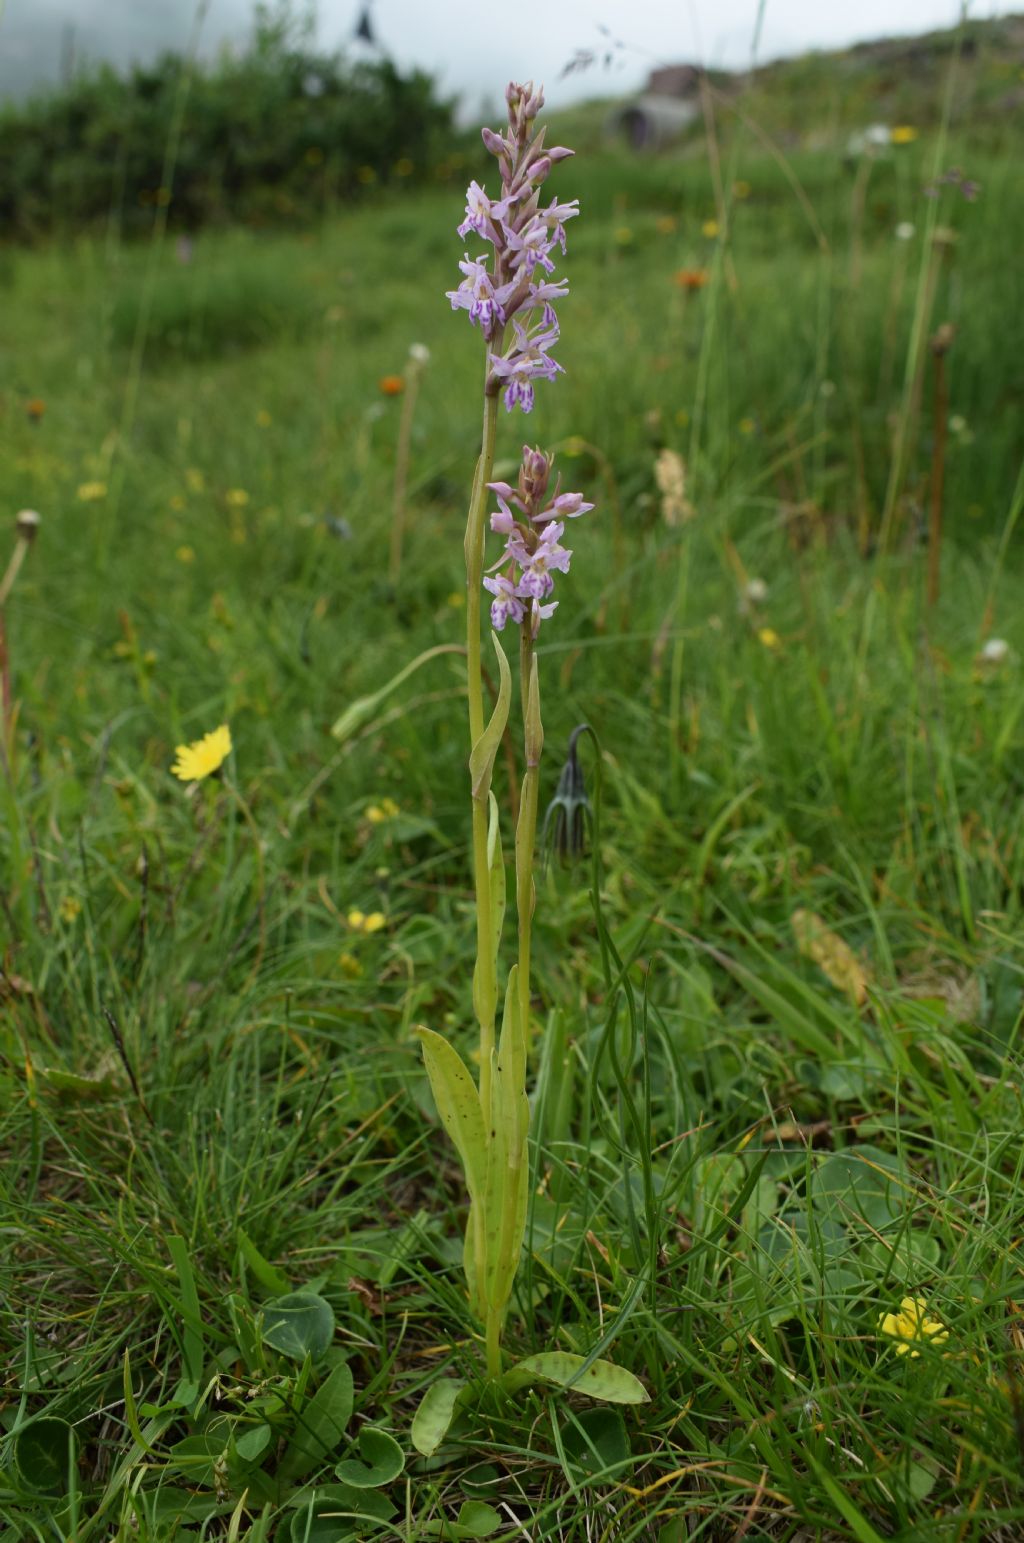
[339,952,363,978]
[59,896,82,924]
[702,218,720,238]
[176,545,196,564]
[226,488,250,508]
[891,125,919,145]
[256,409,272,428]
[171,724,232,782]
[758,627,782,651]
[878,1296,949,1357]
[77,481,108,502]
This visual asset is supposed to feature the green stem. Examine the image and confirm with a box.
[465,372,502,1115]
[516,627,539,1040]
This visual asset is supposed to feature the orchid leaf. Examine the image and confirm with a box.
[505,1352,650,1405]
[468,632,511,802]
[414,1030,486,1203]
[411,1378,467,1457]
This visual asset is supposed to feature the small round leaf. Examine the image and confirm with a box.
[262,1291,335,1361]
[335,1426,404,1488]
[14,1418,76,1494]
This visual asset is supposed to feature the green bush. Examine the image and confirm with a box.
[0,10,461,239]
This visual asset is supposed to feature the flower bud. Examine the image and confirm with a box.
[542,725,590,865]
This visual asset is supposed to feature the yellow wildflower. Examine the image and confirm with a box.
[394,157,414,177]
[176,545,196,564]
[891,125,918,145]
[347,909,386,934]
[733,179,752,199]
[614,226,633,245]
[366,798,400,824]
[338,952,363,978]
[758,627,782,651]
[185,467,205,493]
[59,896,82,924]
[226,488,250,508]
[171,724,232,782]
[878,1296,949,1357]
[77,481,108,502]
[447,591,465,609]
[702,218,720,238]
[256,409,273,428]
[739,417,756,436]
[655,214,677,234]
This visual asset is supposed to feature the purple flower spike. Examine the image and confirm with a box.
[446,76,579,406]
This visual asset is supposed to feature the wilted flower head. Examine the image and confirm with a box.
[654,448,693,526]
[445,81,578,412]
[977,637,1009,666]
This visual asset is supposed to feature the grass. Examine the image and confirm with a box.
[2,31,1024,1542]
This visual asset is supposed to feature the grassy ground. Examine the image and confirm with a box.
[2,35,1024,1543]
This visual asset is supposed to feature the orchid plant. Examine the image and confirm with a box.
[412,85,644,1411]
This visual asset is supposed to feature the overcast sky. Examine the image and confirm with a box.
[0,1,1013,107]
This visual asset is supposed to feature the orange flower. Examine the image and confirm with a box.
[673,268,708,292]
[26,398,46,421]
[378,375,405,396]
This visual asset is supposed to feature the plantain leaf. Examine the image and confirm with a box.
[468,632,511,802]
[278,1361,354,1480]
[411,1379,467,1457]
[414,1030,486,1204]
[506,1352,650,1405]
[288,1483,396,1541]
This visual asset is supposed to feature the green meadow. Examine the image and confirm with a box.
[2,26,1024,1542]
